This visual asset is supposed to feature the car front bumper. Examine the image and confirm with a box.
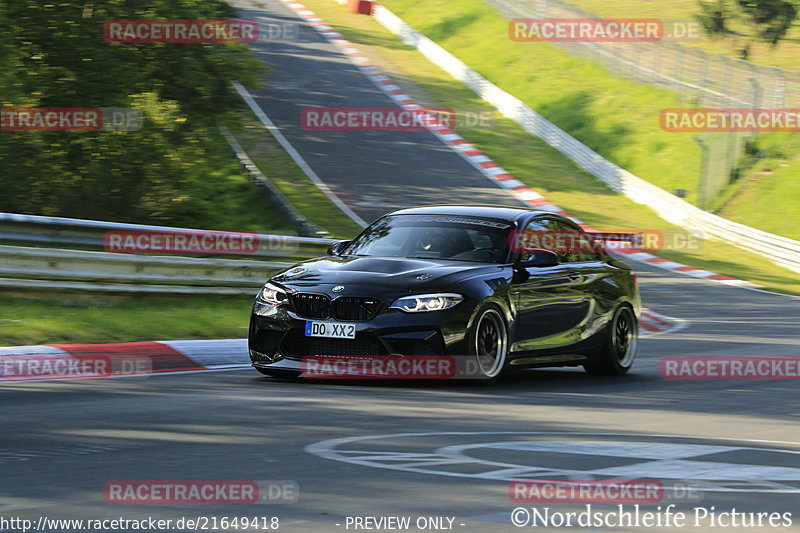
[248,301,472,366]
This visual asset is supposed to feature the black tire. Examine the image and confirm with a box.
[583,304,638,376]
[255,368,301,380]
[467,305,510,384]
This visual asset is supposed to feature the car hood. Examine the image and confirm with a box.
[271,256,500,294]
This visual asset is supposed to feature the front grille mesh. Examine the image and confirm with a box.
[291,293,330,319]
[291,293,382,321]
[333,296,381,321]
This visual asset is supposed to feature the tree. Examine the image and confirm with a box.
[0,0,268,224]
[697,0,799,59]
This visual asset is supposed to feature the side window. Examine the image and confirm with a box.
[539,218,572,263]
[516,218,599,263]
[516,219,546,262]
[546,219,597,263]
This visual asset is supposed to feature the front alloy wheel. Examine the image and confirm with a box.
[470,307,509,382]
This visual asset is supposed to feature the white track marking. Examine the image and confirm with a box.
[307,431,800,494]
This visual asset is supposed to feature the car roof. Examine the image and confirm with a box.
[388,205,552,223]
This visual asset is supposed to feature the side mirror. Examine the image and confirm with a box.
[327,240,352,256]
[517,249,559,268]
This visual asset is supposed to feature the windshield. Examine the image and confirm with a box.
[343,215,513,263]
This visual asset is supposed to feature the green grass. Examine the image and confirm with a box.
[378,0,704,203]
[715,132,800,240]
[547,0,800,240]
[227,113,365,239]
[298,0,800,296]
[372,0,800,242]
[565,0,800,70]
[0,294,253,346]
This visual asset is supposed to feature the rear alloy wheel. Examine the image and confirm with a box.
[469,306,509,383]
[584,305,638,376]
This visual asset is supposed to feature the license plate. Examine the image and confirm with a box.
[305,321,356,339]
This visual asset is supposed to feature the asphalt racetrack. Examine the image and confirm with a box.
[1,0,798,531]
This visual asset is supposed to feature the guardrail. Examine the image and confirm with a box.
[0,212,337,294]
[0,245,287,294]
[372,5,800,274]
[0,212,334,260]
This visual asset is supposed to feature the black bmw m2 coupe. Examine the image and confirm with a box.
[248,206,641,382]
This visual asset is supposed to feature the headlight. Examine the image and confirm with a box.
[259,282,288,304]
[389,293,463,313]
